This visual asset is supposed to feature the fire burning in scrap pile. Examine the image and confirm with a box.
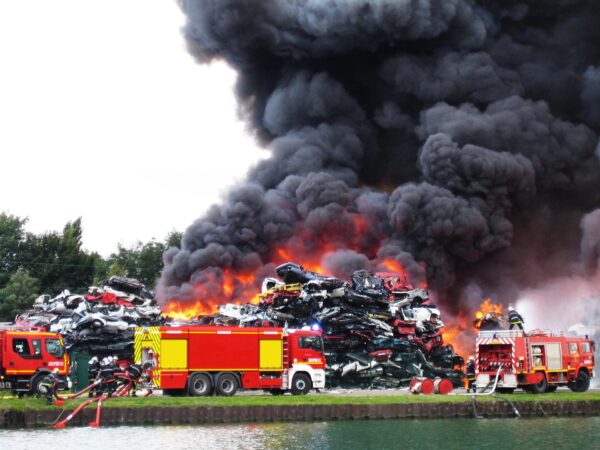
[155,1,600,385]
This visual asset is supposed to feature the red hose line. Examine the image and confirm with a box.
[55,379,101,400]
[52,397,96,429]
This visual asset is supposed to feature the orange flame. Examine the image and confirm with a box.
[275,246,325,275]
[442,311,474,363]
[162,300,216,320]
[162,268,260,320]
[380,259,407,277]
[474,298,504,321]
[443,298,506,362]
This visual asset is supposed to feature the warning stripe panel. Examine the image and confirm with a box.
[477,338,515,345]
[134,326,162,387]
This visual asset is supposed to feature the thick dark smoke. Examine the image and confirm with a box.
[160,0,600,312]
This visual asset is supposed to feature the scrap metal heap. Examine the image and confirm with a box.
[14,276,163,359]
[197,263,464,388]
[13,268,463,389]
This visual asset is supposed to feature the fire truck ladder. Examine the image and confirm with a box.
[525,336,531,373]
[283,339,289,366]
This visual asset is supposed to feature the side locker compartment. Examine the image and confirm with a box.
[545,342,562,383]
[546,343,562,370]
[259,330,283,370]
[160,339,188,370]
[257,329,284,389]
[159,328,189,389]
[514,338,525,373]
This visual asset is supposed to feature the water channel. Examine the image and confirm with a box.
[2,417,598,450]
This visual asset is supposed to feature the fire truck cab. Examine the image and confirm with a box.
[475,330,595,393]
[0,329,70,395]
[134,325,326,396]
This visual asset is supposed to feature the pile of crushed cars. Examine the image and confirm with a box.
[15,276,163,360]
[197,262,464,388]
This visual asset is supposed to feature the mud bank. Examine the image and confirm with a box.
[2,400,600,428]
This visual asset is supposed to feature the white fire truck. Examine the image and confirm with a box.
[475,330,595,393]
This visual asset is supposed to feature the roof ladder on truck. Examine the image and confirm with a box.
[525,335,531,373]
[283,338,289,366]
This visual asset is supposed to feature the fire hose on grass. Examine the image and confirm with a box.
[49,363,153,429]
[450,364,520,418]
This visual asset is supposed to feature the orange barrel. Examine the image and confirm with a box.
[434,377,454,395]
[420,378,435,395]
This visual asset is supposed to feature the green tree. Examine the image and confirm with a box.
[109,240,165,287]
[106,261,127,278]
[0,269,40,321]
[91,253,110,285]
[0,212,28,287]
[105,231,182,288]
[21,218,96,293]
[59,218,96,289]
[166,230,182,248]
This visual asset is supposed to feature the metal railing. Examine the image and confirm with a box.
[477,329,565,339]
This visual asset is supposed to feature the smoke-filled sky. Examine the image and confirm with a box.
[160,0,600,314]
[0,1,265,256]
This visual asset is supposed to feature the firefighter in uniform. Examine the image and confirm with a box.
[88,356,101,397]
[507,306,525,331]
[465,356,476,393]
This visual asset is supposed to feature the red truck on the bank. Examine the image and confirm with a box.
[134,325,326,396]
[0,328,69,395]
[475,329,595,393]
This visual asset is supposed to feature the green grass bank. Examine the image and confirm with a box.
[2,391,600,428]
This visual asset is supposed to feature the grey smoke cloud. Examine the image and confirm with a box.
[581,209,600,274]
[159,1,600,313]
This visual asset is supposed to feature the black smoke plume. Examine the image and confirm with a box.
[159,1,600,313]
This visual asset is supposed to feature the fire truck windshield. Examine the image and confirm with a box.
[299,336,323,352]
[45,338,64,358]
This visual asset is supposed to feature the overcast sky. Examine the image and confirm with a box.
[0,1,266,256]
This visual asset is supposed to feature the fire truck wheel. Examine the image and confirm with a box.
[568,371,590,393]
[529,373,547,394]
[189,373,212,396]
[216,373,239,396]
[291,373,311,395]
[545,385,557,393]
[31,375,48,396]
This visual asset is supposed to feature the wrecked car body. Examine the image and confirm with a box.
[16,277,163,361]
[199,263,464,389]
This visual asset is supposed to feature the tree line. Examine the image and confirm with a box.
[0,212,181,321]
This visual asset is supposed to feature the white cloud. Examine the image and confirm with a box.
[0,1,267,255]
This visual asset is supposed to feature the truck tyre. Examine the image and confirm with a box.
[291,373,311,395]
[568,370,590,393]
[31,374,48,396]
[545,385,557,393]
[529,373,547,394]
[189,373,212,396]
[216,373,239,396]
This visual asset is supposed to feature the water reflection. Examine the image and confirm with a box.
[1,417,599,450]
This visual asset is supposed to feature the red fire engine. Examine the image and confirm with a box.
[0,328,69,395]
[475,329,595,393]
[134,325,326,396]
